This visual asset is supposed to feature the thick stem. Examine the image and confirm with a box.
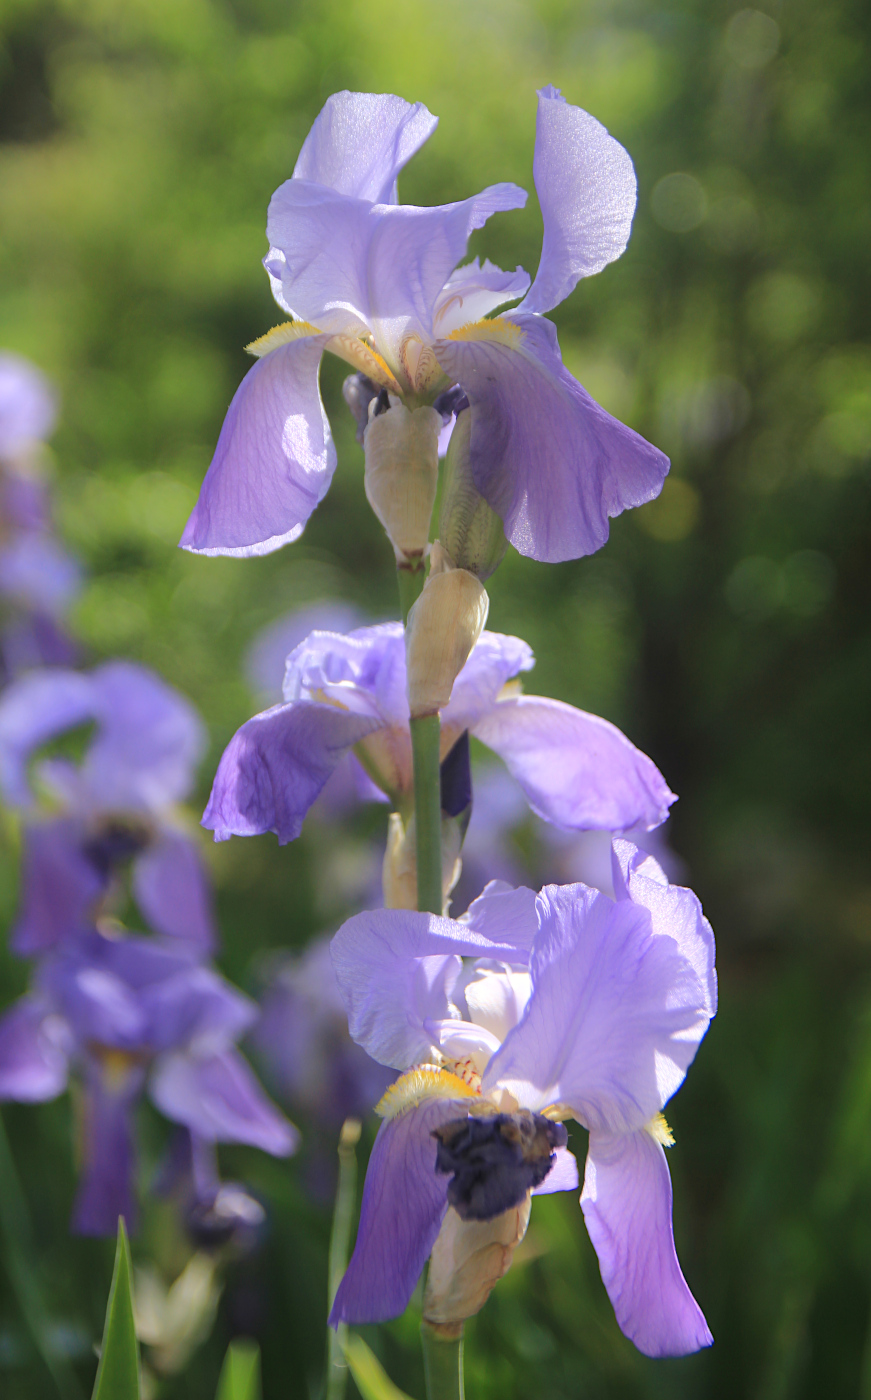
[421,1321,465,1400]
[326,1118,361,1400]
[410,713,443,914]
[397,561,426,624]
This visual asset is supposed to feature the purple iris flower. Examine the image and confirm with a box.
[203,622,674,846]
[0,661,216,954]
[181,87,668,565]
[328,840,716,1357]
[0,930,295,1234]
[0,353,57,458]
[251,936,394,1130]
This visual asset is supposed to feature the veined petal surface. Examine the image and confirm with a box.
[472,695,675,831]
[180,334,335,556]
[330,1098,466,1324]
[293,91,438,204]
[519,86,637,316]
[581,1128,712,1356]
[435,315,668,563]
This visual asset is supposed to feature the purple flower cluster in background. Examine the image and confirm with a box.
[0,354,81,680]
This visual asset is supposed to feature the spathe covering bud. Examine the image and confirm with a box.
[422,1198,532,1329]
[438,407,508,581]
[405,544,489,718]
[382,811,462,912]
[363,401,440,564]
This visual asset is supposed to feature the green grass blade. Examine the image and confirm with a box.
[215,1339,262,1400]
[91,1219,140,1400]
[342,1334,415,1400]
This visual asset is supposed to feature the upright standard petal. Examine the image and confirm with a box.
[482,883,713,1133]
[149,1048,296,1155]
[332,905,546,1070]
[0,668,96,807]
[133,830,216,952]
[293,91,438,204]
[202,700,383,844]
[330,1098,466,1325]
[472,695,675,832]
[581,1128,712,1357]
[180,333,335,557]
[0,998,69,1101]
[434,315,669,563]
[519,86,637,316]
[432,258,531,337]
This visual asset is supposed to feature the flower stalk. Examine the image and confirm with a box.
[421,1321,465,1400]
[326,1118,362,1400]
[409,713,443,914]
[397,562,426,625]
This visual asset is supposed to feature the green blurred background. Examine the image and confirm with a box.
[1,0,870,1395]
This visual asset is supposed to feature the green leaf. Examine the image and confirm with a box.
[342,1334,416,1400]
[215,1339,261,1400]
[92,1219,140,1400]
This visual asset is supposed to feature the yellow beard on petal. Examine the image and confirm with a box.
[647,1112,675,1147]
[245,321,323,356]
[375,1065,482,1121]
[446,319,524,348]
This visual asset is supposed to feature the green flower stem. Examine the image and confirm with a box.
[410,713,443,914]
[421,1322,465,1400]
[397,561,426,624]
[326,1118,361,1400]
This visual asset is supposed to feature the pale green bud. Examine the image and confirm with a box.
[363,401,440,565]
[422,1197,532,1328]
[438,407,508,581]
[405,543,489,719]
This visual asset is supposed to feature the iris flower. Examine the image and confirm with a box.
[328,840,716,1357]
[0,929,295,1233]
[181,87,668,565]
[203,621,674,845]
[0,661,216,953]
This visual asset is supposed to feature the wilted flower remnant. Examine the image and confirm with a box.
[0,353,81,679]
[181,87,668,566]
[0,929,295,1233]
[0,660,216,953]
[329,842,716,1357]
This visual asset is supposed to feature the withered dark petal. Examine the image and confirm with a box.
[432,1109,567,1222]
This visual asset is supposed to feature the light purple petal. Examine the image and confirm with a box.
[0,668,97,807]
[202,700,383,844]
[140,964,255,1052]
[0,353,57,454]
[472,696,675,832]
[180,334,335,557]
[331,904,544,1070]
[85,661,205,811]
[265,182,527,344]
[283,622,407,723]
[533,1144,579,1195]
[458,880,538,960]
[12,818,104,955]
[581,1128,712,1357]
[133,829,216,952]
[293,91,438,204]
[434,314,669,563]
[0,534,81,616]
[482,883,714,1133]
[443,631,534,732]
[40,947,149,1051]
[246,602,365,704]
[519,86,637,316]
[0,997,69,1101]
[611,839,717,1020]
[149,1047,296,1155]
[72,1071,143,1236]
[433,258,531,336]
[330,1098,466,1325]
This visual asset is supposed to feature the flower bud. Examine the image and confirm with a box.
[405,545,489,719]
[422,1197,532,1328]
[382,811,462,912]
[438,407,507,581]
[363,402,440,565]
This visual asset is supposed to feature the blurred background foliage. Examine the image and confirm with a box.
[0,0,869,1395]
